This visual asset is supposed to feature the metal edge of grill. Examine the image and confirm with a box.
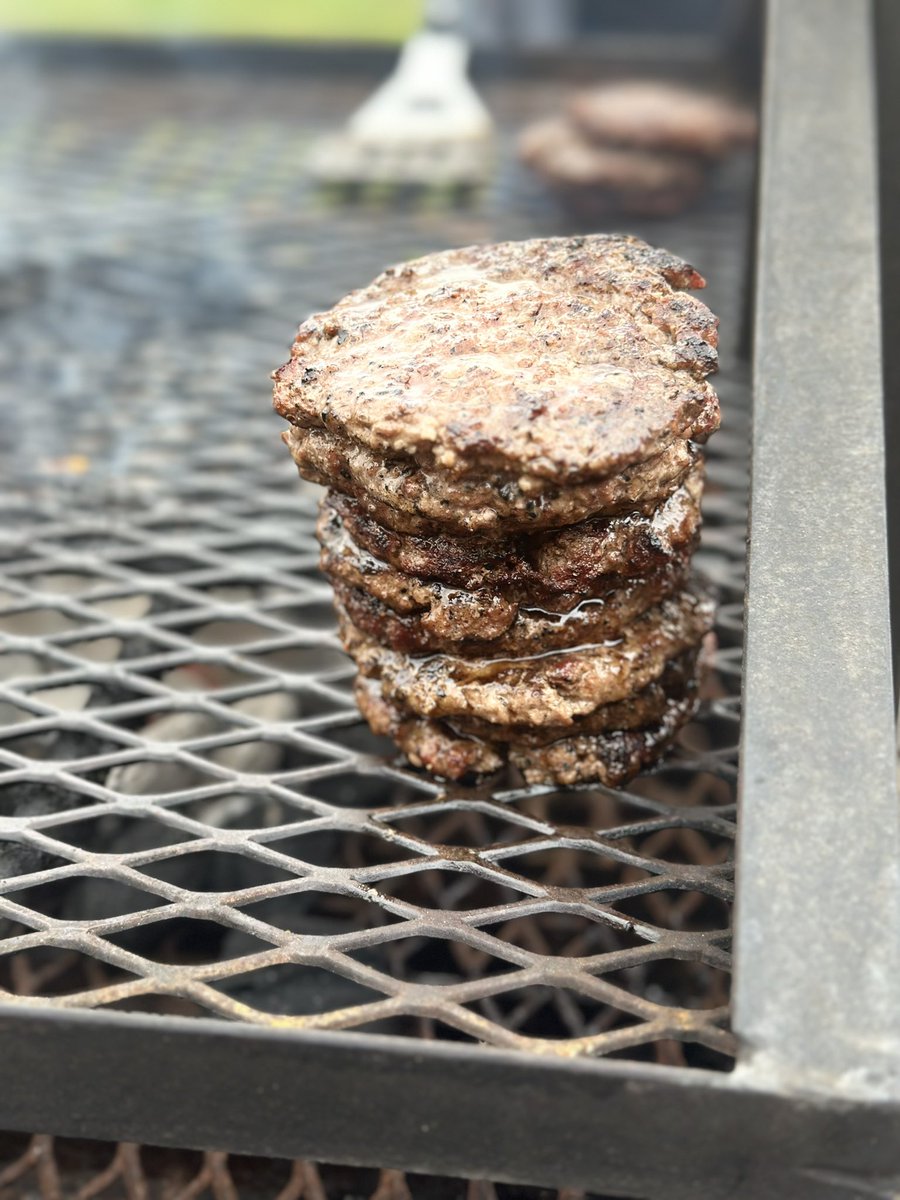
[0,3,897,1199]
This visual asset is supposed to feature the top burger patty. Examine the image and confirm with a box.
[273,234,719,486]
[567,81,758,159]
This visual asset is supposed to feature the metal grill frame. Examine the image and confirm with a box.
[0,2,898,1198]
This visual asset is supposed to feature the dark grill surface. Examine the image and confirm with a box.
[0,58,751,1069]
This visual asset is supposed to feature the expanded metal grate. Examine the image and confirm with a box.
[0,60,751,1070]
[0,1131,615,1200]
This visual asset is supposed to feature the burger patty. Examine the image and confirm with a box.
[319,492,696,653]
[273,234,719,486]
[338,587,714,727]
[329,566,692,656]
[322,461,703,597]
[355,670,699,786]
[434,649,700,745]
[518,117,706,217]
[567,82,758,159]
[286,426,702,534]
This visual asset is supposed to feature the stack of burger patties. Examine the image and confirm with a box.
[273,234,719,787]
[519,80,757,217]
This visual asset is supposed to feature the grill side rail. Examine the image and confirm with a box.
[734,0,900,1105]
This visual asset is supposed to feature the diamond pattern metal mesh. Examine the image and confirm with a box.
[0,1131,620,1200]
[0,58,751,1069]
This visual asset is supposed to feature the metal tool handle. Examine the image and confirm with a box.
[423,0,463,33]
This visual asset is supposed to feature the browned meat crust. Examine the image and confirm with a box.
[338,587,714,727]
[331,574,517,646]
[441,649,699,746]
[568,82,758,159]
[286,426,703,534]
[273,235,719,487]
[318,481,698,653]
[356,676,505,779]
[511,693,698,787]
[355,669,700,786]
[330,568,691,657]
[322,461,702,598]
[330,568,693,657]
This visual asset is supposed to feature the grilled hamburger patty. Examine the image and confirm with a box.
[322,462,702,598]
[324,504,694,655]
[286,426,702,534]
[339,587,714,727]
[567,82,758,159]
[355,671,699,786]
[331,568,691,657]
[273,235,719,486]
[425,649,700,746]
[318,481,699,648]
[518,117,705,217]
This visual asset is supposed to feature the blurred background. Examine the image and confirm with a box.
[0,0,421,42]
[0,1,753,45]
[0,0,759,495]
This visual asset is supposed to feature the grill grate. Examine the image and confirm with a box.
[0,1131,619,1200]
[0,63,751,1069]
